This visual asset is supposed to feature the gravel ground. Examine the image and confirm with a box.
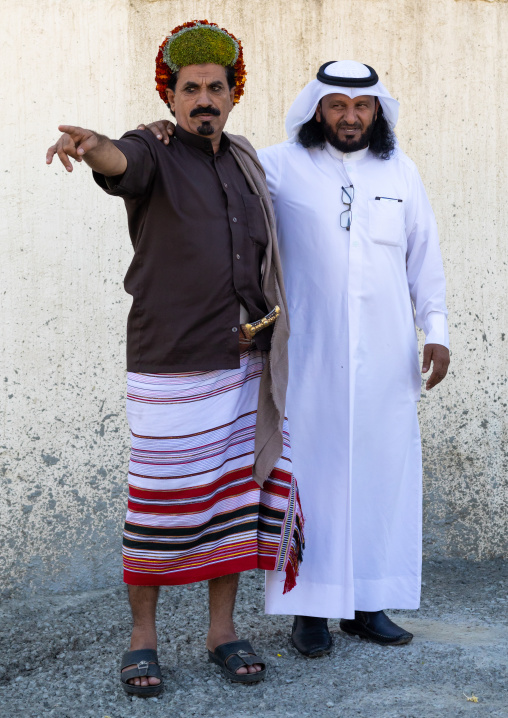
[0,559,506,718]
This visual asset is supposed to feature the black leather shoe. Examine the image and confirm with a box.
[291,615,332,657]
[340,610,413,645]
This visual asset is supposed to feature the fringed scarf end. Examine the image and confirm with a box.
[282,491,305,595]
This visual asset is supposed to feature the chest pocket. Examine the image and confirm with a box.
[242,194,268,248]
[368,199,406,247]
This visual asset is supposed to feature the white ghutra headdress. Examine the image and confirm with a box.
[285,60,400,143]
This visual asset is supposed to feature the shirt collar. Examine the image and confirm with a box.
[174,124,230,156]
[325,141,369,163]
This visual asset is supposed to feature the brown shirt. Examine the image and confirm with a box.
[93,125,271,372]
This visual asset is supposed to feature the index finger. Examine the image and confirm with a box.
[58,124,79,134]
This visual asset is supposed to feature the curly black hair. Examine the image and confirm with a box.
[298,102,396,160]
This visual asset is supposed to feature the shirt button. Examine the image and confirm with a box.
[236,254,241,260]
[232,217,238,223]
[224,183,228,188]
[232,327,238,333]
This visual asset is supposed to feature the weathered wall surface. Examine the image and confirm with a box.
[1,0,506,597]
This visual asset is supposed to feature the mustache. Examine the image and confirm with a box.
[190,106,221,118]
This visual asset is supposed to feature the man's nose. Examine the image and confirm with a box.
[344,106,357,124]
[195,87,214,105]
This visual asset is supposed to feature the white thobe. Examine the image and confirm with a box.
[259,141,448,618]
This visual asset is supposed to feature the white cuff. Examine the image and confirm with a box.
[424,311,449,348]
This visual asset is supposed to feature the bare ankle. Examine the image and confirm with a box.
[206,626,238,652]
[130,625,157,651]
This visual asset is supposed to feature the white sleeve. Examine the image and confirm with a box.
[257,145,281,204]
[405,167,449,348]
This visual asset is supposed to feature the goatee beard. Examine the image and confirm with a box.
[197,121,215,136]
[323,116,376,153]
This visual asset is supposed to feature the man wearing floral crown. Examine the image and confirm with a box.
[141,59,449,656]
[46,21,304,694]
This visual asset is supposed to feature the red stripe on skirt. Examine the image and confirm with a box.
[124,554,278,586]
[128,466,255,500]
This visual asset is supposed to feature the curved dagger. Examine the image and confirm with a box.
[241,305,281,340]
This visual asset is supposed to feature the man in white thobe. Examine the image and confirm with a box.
[259,61,450,654]
[139,59,450,655]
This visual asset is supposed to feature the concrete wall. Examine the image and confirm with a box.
[1,0,507,597]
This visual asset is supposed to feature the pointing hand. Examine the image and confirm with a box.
[46,125,100,172]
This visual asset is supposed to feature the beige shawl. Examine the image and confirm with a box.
[227,133,290,487]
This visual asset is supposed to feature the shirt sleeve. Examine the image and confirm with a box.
[92,130,157,198]
[257,145,281,204]
[405,165,449,348]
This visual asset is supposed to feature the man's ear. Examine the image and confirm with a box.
[315,102,322,123]
[165,88,176,114]
[229,86,236,107]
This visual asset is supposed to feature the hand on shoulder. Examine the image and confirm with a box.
[137,120,175,145]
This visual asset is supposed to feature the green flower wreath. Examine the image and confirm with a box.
[163,23,239,73]
[155,20,247,105]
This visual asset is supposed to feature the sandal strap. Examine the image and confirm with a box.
[120,648,159,672]
[213,640,266,673]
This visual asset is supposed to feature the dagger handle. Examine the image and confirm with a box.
[241,305,281,340]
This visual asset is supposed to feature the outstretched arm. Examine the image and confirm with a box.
[46,125,127,176]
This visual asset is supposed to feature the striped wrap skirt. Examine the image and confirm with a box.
[123,349,304,592]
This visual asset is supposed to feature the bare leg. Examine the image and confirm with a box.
[123,585,161,687]
[206,573,261,674]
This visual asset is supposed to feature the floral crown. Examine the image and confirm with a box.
[155,20,246,105]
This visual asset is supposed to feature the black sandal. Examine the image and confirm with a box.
[208,639,266,684]
[120,648,163,697]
